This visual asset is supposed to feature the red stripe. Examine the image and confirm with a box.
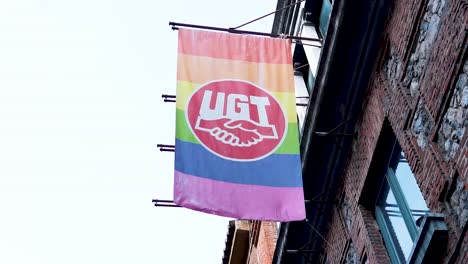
[178,28,293,64]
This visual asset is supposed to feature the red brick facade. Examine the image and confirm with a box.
[248,221,278,264]
[223,220,277,264]
[322,0,467,263]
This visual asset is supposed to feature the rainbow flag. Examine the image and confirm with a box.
[174,28,305,221]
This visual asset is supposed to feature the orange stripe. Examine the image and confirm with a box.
[177,54,295,93]
[178,28,293,64]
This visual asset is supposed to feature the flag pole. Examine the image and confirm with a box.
[168,22,321,43]
[152,199,181,208]
[152,199,329,208]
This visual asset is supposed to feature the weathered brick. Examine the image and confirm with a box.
[322,0,467,262]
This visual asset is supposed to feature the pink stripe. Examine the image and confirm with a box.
[174,170,305,221]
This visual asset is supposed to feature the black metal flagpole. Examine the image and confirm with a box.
[152,199,181,208]
[169,22,321,43]
[152,199,329,208]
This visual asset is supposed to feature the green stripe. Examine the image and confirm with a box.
[276,124,300,154]
[176,109,200,144]
[176,109,300,154]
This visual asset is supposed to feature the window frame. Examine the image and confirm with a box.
[374,147,429,263]
[359,122,447,263]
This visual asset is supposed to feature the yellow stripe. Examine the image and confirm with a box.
[176,81,198,110]
[177,54,295,93]
[176,80,297,123]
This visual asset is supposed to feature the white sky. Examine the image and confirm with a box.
[0,1,276,263]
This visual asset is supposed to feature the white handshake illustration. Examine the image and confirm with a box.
[195,118,278,147]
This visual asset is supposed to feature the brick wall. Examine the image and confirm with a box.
[322,0,468,263]
[248,221,277,264]
[323,207,350,263]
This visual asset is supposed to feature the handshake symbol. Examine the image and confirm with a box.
[195,117,279,147]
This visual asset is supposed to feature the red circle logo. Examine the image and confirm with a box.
[186,80,287,161]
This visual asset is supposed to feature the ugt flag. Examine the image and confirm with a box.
[174,28,305,221]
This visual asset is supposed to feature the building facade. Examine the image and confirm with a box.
[222,220,278,264]
[271,0,467,263]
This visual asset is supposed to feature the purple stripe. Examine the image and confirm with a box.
[174,170,306,221]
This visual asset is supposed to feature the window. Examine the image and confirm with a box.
[301,24,321,76]
[292,2,306,37]
[360,123,448,263]
[294,71,309,132]
[375,146,430,263]
[319,0,332,38]
[291,1,335,135]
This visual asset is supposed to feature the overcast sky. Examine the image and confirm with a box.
[0,1,275,263]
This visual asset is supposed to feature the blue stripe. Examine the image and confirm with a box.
[174,139,302,187]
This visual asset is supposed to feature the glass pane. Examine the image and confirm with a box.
[394,153,429,224]
[383,189,413,261]
[294,73,309,97]
[301,25,321,76]
[294,73,308,131]
[307,68,315,93]
[296,102,307,131]
[293,5,306,37]
[319,0,332,37]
